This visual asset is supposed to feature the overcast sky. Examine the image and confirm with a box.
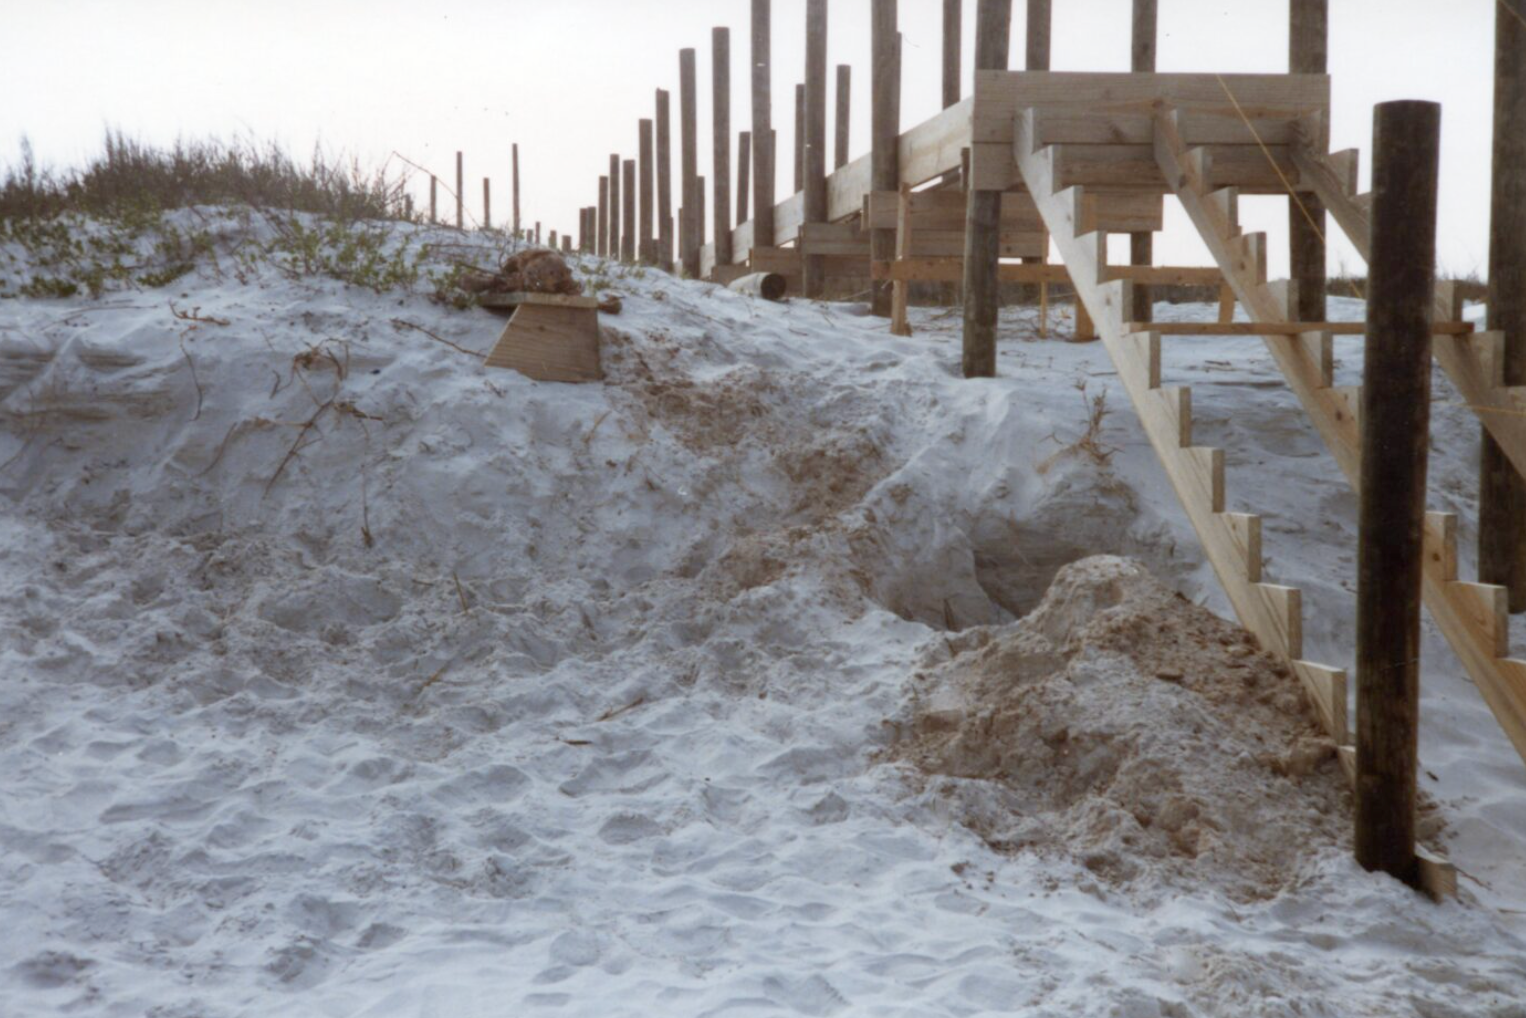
[0,1,1500,278]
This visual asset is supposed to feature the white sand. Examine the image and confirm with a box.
[1,212,1524,1016]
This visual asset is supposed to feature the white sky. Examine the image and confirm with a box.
[0,1,1500,278]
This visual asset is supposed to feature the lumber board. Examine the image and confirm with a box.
[483,304,602,382]
[1124,321,1473,336]
[478,292,602,309]
[1154,103,1526,779]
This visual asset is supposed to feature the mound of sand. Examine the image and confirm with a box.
[894,555,1356,903]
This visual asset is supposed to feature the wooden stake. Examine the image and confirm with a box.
[803,0,828,297]
[870,0,900,316]
[640,118,656,264]
[455,151,464,229]
[483,177,491,230]
[550,229,558,249]
[891,183,913,335]
[609,153,622,261]
[429,175,437,225]
[1356,99,1441,892]
[713,27,734,268]
[751,0,775,253]
[697,175,707,250]
[512,142,521,237]
[835,64,851,170]
[1290,0,1329,324]
[680,47,700,276]
[942,0,961,108]
[598,176,609,257]
[622,159,636,262]
[562,235,572,254]
[657,88,675,271]
[535,222,541,245]
[794,83,806,195]
[1130,0,1157,323]
[1026,0,1051,72]
[1481,0,1526,611]
[960,0,1009,374]
[738,131,752,225]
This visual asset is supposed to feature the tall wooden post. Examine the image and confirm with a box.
[942,0,961,108]
[794,83,806,194]
[597,176,609,257]
[455,151,464,229]
[512,143,521,237]
[621,159,637,262]
[429,175,437,225]
[680,47,700,277]
[639,119,656,264]
[803,0,828,297]
[1481,0,1526,611]
[834,65,851,170]
[578,207,588,253]
[657,89,675,271]
[1356,99,1441,892]
[870,0,900,317]
[751,0,775,253]
[482,178,491,229]
[697,176,707,250]
[535,222,541,245]
[550,229,558,248]
[738,131,752,224]
[961,0,1011,376]
[1026,0,1051,72]
[609,153,622,260]
[1130,0,1157,323]
[713,27,734,269]
[1290,0,1328,328]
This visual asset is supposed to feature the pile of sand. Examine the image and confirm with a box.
[893,555,1361,903]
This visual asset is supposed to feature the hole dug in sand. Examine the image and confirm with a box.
[894,555,1355,904]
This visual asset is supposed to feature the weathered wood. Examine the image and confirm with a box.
[562,235,572,253]
[1026,0,1051,71]
[962,0,1010,377]
[430,175,437,224]
[1124,320,1471,336]
[455,151,464,229]
[943,0,961,107]
[713,27,734,269]
[871,0,900,316]
[482,178,491,230]
[1290,0,1329,325]
[548,230,558,249]
[738,132,752,225]
[597,176,609,258]
[1482,0,1526,611]
[835,64,852,170]
[794,83,806,195]
[512,143,521,237]
[657,89,675,271]
[608,154,621,260]
[640,119,656,264]
[1130,0,1157,322]
[752,0,775,258]
[622,159,637,262]
[803,0,828,297]
[484,303,602,382]
[680,47,700,276]
[891,183,913,335]
[875,259,1223,286]
[1356,100,1439,891]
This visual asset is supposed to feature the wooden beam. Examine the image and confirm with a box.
[657,89,674,271]
[1356,99,1440,892]
[713,27,733,268]
[1124,321,1472,336]
[1130,0,1157,323]
[962,0,1010,377]
[752,0,775,256]
[640,119,655,264]
[870,0,900,316]
[943,0,961,108]
[1290,0,1329,327]
[1026,0,1051,71]
[891,183,913,335]
[597,175,609,257]
[622,159,637,262]
[1482,0,1526,611]
[804,0,828,297]
[835,64,851,170]
[680,47,699,276]
[608,153,621,261]
[795,83,806,195]
[738,131,752,225]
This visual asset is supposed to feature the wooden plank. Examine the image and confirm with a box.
[483,304,602,382]
[478,292,603,309]
[798,221,870,256]
[874,259,1222,285]
[1125,321,1472,336]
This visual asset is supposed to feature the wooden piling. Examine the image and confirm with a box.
[534,222,541,245]
[562,235,572,254]
[751,0,775,253]
[1356,99,1441,892]
[657,89,675,271]
[794,83,806,195]
[598,176,609,257]
[697,176,707,250]
[870,0,900,317]
[942,0,960,108]
[622,159,637,262]
[483,178,491,230]
[455,152,464,229]
[640,118,656,264]
[1130,0,1157,323]
[1481,0,1526,611]
[429,175,437,224]
[738,131,752,224]
[680,47,700,276]
[550,229,558,249]
[579,207,589,253]
[835,65,851,170]
[609,154,622,260]
[1026,0,1051,72]
[512,143,521,237]
[961,0,1010,376]
[803,0,828,297]
[1290,0,1329,324]
[713,27,734,269]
